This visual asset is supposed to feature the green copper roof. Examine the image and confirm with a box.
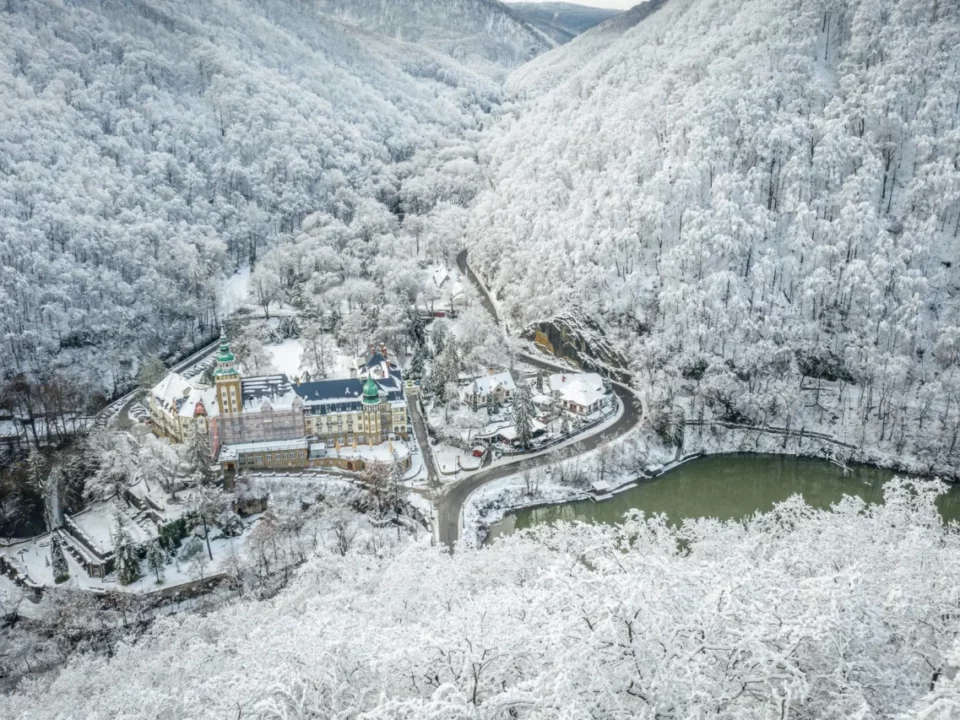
[216,331,236,364]
[362,377,381,405]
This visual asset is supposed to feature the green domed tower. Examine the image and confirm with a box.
[214,331,242,415]
[362,378,381,406]
[361,377,382,446]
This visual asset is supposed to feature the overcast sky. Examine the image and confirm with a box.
[503,0,636,8]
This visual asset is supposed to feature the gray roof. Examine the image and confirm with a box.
[294,370,405,405]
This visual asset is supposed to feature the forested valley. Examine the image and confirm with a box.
[469,0,960,475]
[3,0,960,717]
[0,0,507,410]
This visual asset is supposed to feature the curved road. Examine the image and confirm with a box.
[102,336,223,431]
[435,253,642,546]
[436,376,642,546]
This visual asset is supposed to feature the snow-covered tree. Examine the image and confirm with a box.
[143,542,165,584]
[513,378,535,450]
[184,425,213,485]
[112,514,140,586]
[188,487,226,561]
[50,535,69,584]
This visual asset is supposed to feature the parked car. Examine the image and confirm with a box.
[471,447,485,458]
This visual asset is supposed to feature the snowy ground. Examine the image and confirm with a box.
[219,266,251,315]
[264,335,364,381]
[402,447,430,486]
[1,522,253,594]
[461,476,587,548]
[267,338,304,378]
[72,504,152,551]
[327,439,413,465]
[434,445,483,476]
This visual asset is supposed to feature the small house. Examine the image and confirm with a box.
[462,371,516,410]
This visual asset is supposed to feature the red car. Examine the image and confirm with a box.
[471,447,485,458]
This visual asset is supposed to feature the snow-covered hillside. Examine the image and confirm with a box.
[506,0,669,96]
[0,0,500,399]
[508,2,621,45]
[316,0,552,76]
[468,0,960,472]
[3,481,959,718]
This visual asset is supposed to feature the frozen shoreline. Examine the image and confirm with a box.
[461,420,958,547]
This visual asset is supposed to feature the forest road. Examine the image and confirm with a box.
[437,252,643,547]
[436,381,642,546]
[109,336,223,431]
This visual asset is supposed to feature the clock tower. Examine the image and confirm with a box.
[213,331,242,415]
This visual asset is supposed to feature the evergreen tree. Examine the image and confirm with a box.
[408,343,427,380]
[185,425,214,485]
[386,453,409,516]
[6,455,46,535]
[200,365,215,386]
[26,450,47,494]
[514,378,535,450]
[386,453,409,539]
[407,306,427,349]
[428,343,459,403]
[50,534,69,584]
[113,513,140,585]
[146,541,166,583]
[137,355,167,393]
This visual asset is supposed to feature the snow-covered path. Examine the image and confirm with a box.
[436,253,644,547]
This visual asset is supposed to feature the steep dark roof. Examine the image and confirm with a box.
[294,372,405,404]
[365,351,389,368]
[294,378,364,403]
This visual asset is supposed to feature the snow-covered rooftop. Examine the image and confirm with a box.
[241,375,301,412]
[219,438,309,462]
[152,372,194,407]
[152,373,220,419]
[549,373,607,409]
[470,371,516,397]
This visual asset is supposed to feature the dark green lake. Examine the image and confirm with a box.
[486,454,960,541]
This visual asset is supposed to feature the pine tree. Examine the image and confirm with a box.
[113,513,140,585]
[514,378,535,450]
[408,344,426,380]
[387,453,409,539]
[185,425,213,485]
[137,355,167,393]
[428,344,458,403]
[146,541,166,583]
[386,453,408,515]
[407,307,427,349]
[50,534,69,584]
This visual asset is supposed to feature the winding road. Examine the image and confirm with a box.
[101,336,224,431]
[433,253,643,546]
